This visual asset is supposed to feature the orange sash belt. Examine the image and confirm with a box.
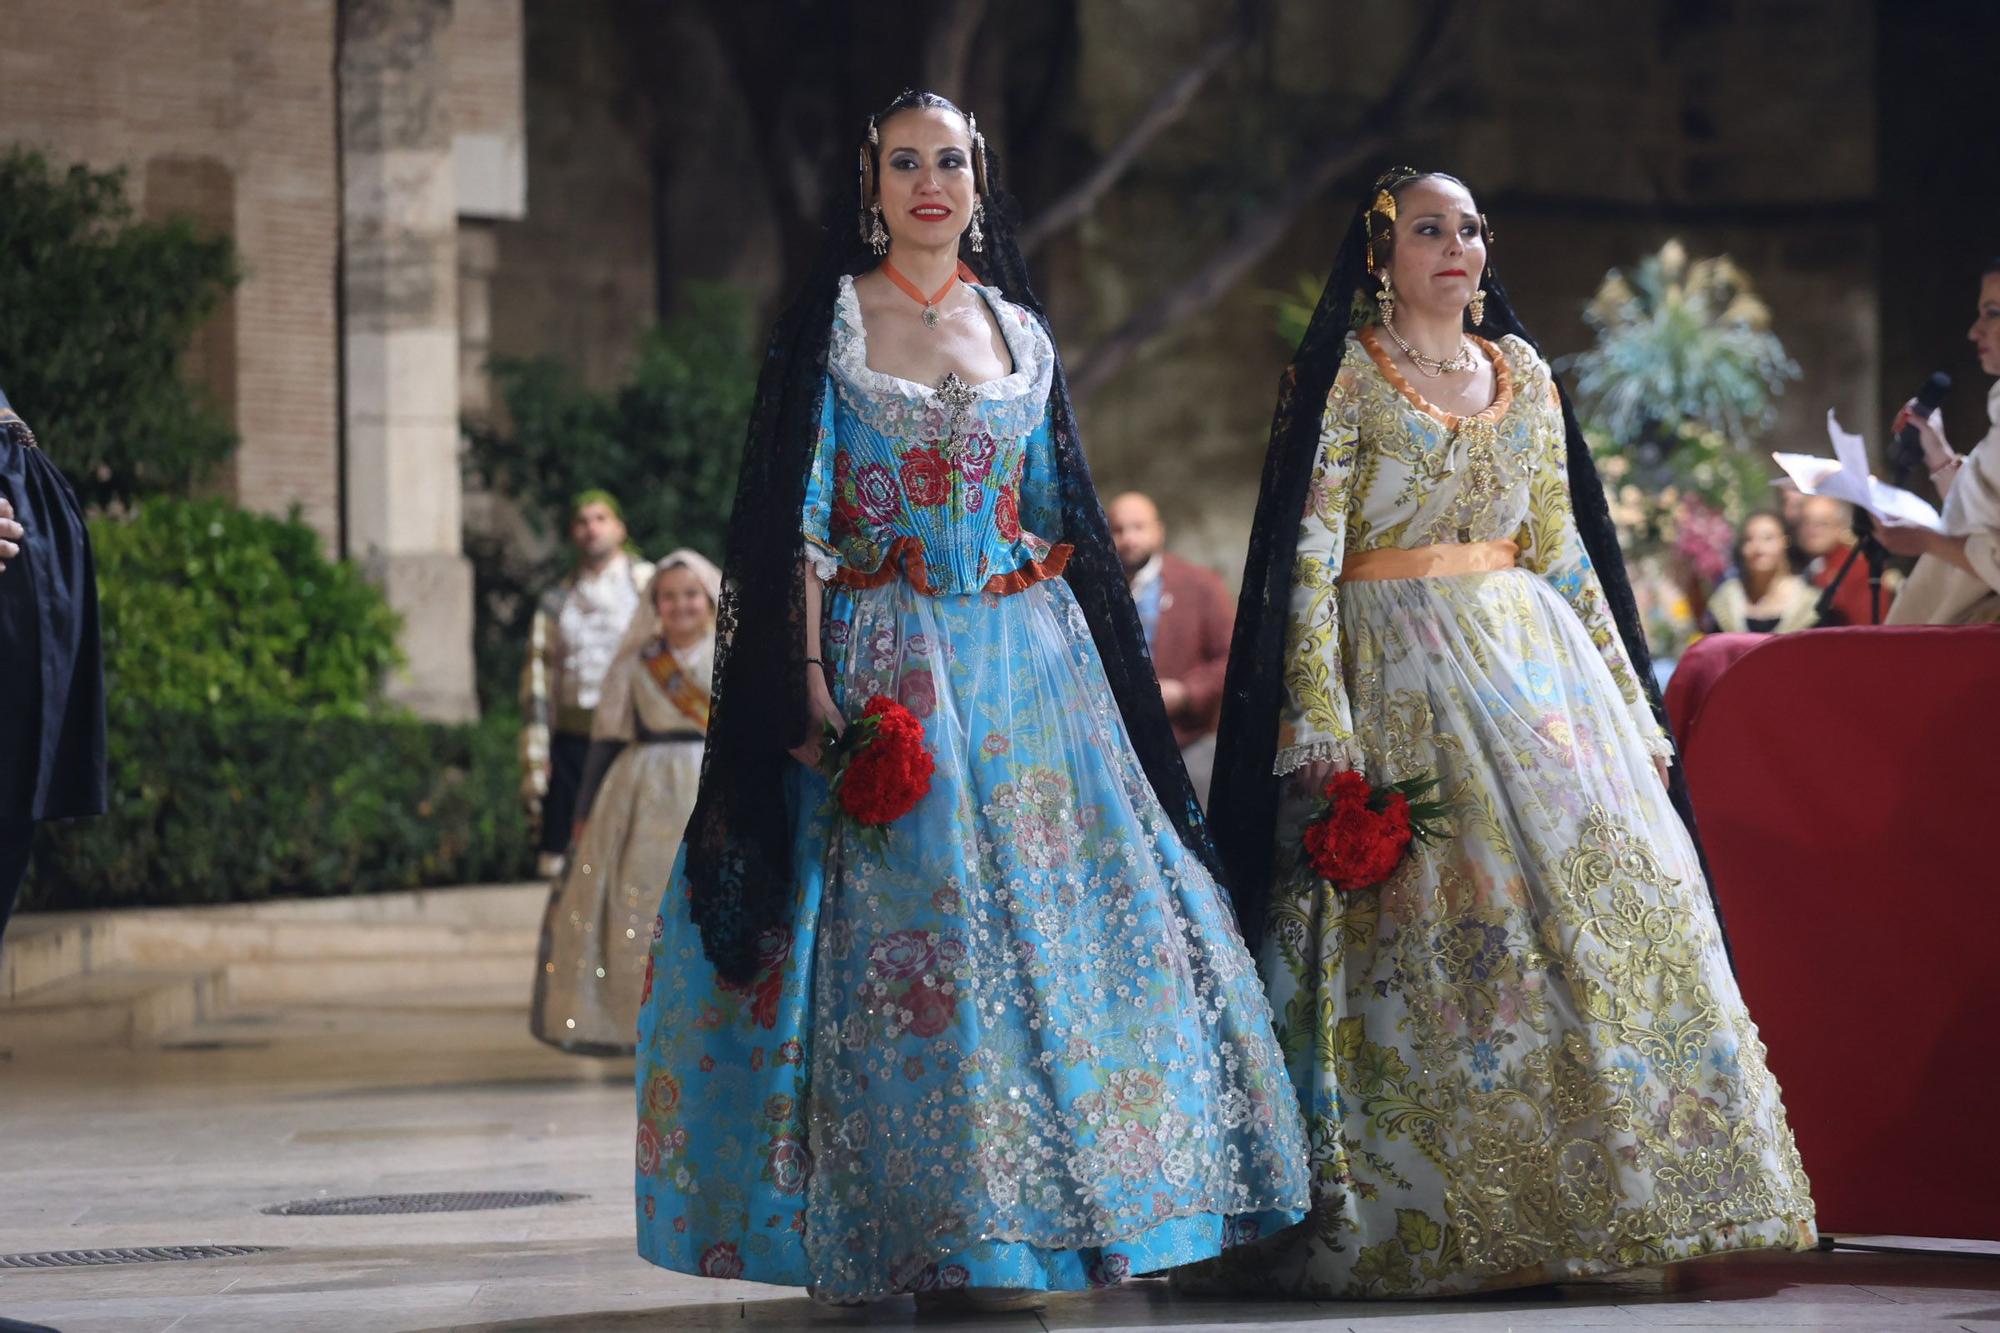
[831,534,1075,597]
[1341,538,1518,583]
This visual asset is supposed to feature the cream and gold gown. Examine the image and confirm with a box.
[1182,328,1815,1298]
[530,633,711,1055]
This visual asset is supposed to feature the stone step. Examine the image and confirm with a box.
[190,883,549,927]
[0,917,92,1001]
[0,966,231,1050]
[101,918,539,968]
[226,951,535,1005]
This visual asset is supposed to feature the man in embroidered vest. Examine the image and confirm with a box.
[1107,491,1235,807]
[520,490,653,877]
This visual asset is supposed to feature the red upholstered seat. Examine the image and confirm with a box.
[1673,626,2000,1239]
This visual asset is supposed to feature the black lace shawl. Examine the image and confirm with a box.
[1208,196,1724,956]
[684,161,1218,985]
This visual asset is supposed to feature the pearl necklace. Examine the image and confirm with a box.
[1381,313,1477,377]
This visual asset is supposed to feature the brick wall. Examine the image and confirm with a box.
[0,0,342,545]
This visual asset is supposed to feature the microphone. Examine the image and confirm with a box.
[1889,371,1952,481]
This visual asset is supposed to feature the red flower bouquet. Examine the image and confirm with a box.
[825,695,935,848]
[1301,769,1451,891]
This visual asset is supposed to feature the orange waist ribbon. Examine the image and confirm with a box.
[1340,538,1519,583]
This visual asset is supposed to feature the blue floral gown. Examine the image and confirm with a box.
[633,277,1309,1302]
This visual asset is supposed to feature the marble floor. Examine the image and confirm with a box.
[2,990,1995,1332]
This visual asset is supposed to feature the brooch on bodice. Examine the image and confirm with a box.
[934,371,980,449]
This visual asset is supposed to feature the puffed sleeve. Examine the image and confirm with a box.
[1275,361,1365,775]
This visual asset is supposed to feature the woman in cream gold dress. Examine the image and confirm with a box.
[1186,169,1816,1298]
[531,550,719,1055]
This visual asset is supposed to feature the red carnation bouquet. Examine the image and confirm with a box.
[1301,769,1452,891]
[824,695,935,849]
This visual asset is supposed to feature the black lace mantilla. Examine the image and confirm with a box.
[683,150,1218,985]
[1207,179,1728,960]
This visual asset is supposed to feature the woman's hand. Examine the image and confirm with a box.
[1654,755,1671,788]
[1874,520,1936,559]
[1894,400,1955,473]
[0,494,21,572]
[788,665,845,768]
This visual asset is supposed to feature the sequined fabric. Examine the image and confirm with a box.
[1177,333,1815,1299]
[633,286,1309,1301]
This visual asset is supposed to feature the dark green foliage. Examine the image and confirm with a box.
[92,498,403,720]
[463,285,755,708]
[23,500,534,909]
[23,707,533,909]
[0,149,241,508]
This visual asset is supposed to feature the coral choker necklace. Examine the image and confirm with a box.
[881,260,959,329]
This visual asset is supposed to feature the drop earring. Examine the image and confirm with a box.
[968,197,985,253]
[1468,286,1486,326]
[1376,273,1395,325]
[868,204,888,256]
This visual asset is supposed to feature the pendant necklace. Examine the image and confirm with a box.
[881,259,958,330]
[1382,312,1477,377]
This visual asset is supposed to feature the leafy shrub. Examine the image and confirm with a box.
[93,498,402,719]
[22,500,534,909]
[23,707,532,909]
[0,149,240,508]
[463,284,755,708]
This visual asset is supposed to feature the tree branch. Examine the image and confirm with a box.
[1067,0,1463,401]
[1019,20,1248,256]
[922,0,989,103]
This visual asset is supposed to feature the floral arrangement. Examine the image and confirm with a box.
[1301,770,1451,892]
[825,695,935,847]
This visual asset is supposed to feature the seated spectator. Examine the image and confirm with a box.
[1703,510,1818,634]
[1798,494,1897,625]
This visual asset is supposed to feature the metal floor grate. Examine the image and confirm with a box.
[262,1190,582,1216]
[0,1245,281,1269]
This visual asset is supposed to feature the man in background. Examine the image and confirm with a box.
[1798,494,1897,625]
[520,491,652,877]
[1106,492,1235,807]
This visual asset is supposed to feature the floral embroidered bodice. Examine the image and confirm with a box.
[803,275,1065,595]
[1277,328,1667,772]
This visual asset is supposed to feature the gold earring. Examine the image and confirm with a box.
[968,198,985,253]
[1468,287,1486,325]
[1377,273,1395,325]
[868,204,888,255]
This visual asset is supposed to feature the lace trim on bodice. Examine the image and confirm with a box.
[829,274,1054,443]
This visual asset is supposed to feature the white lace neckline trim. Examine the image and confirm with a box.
[833,273,1042,403]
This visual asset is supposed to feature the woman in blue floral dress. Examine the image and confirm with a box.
[632,91,1308,1308]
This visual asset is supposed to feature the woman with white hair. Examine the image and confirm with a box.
[530,549,720,1055]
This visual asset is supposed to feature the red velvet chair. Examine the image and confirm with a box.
[1671,626,2000,1239]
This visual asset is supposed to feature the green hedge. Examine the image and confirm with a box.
[94,498,403,719]
[21,498,535,911]
[23,706,533,911]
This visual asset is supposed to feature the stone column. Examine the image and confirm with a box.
[339,0,478,721]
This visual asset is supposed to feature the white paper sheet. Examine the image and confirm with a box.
[1772,411,1942,531]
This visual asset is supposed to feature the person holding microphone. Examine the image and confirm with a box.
[1880,260,2000,624]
